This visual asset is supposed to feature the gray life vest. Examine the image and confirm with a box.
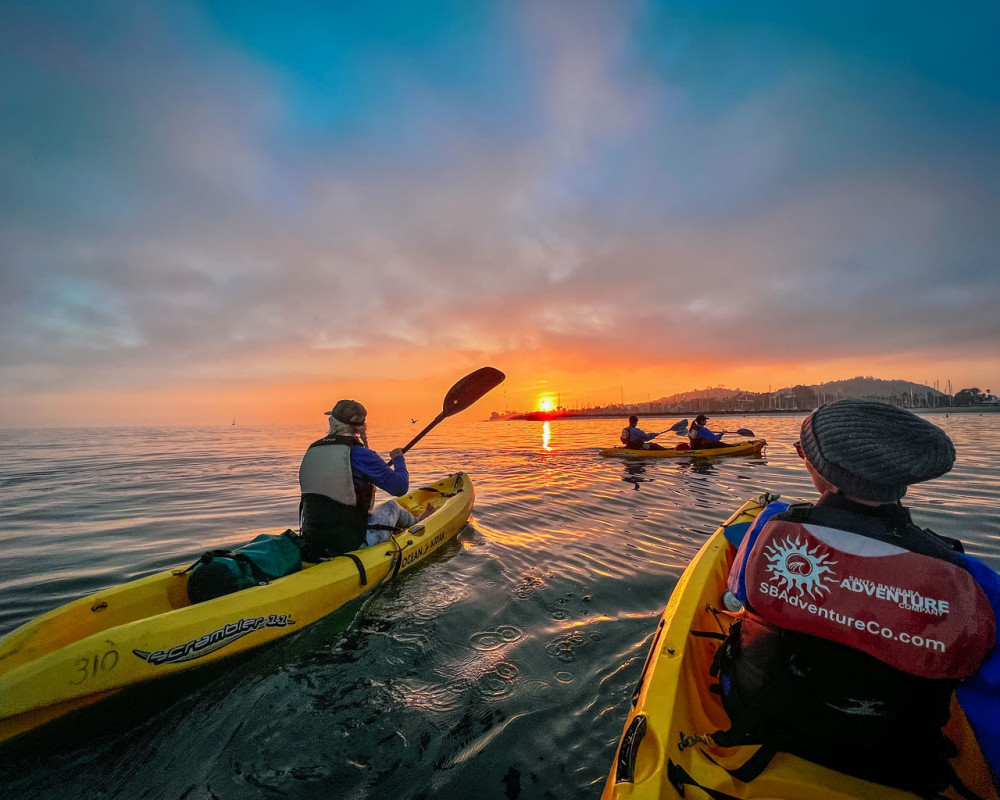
[298,435,374,558]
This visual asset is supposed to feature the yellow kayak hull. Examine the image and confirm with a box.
[603,494,998,800]
[600,440,766,459]
[0,472,474,747]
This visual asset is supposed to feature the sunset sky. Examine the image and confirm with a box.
[2,1,998,427]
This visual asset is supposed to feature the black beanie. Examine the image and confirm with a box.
[799,399,955,503]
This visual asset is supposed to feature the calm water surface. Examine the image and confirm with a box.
[1,414,998,798]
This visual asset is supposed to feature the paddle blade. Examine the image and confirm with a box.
[396,367,505,458]
[441,367,506,417]
[735,427,756,437]
[671,419,689,432]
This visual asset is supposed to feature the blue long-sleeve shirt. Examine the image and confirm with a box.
[352,447,409,496]
[626,427,658,447]
[691,424,723,441]
[956,555,1000,776]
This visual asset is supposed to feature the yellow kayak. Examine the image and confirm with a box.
[603,493,998,800]
[0,472,474,748]
[599,440,766,459]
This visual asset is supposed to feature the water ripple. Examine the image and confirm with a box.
[2,414,998,799]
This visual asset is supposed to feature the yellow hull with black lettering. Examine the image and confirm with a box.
[0,472,473,747]
[603,494,998,800]
[599,440,766,459]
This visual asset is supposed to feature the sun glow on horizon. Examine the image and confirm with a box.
[537,395,557,412]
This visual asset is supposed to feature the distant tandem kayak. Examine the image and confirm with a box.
[599,440,766,459]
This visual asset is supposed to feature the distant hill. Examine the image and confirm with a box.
[494,376,957,420]
[652,386,742,404]
[780,377,946,401]
[609,376,946,416]
[651,377,944,407]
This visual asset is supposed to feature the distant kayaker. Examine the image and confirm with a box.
[298,399,410,559]
[687,414,730,449]
[621,416,667,450]
[716,400,1000,795]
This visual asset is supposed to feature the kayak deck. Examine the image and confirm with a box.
[603,493,998,800]
[0,472,474,747]
[600,440,766,459]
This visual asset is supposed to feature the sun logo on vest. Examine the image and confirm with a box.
[763,535,838,600]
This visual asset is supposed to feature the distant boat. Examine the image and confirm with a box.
[514,407,570,421]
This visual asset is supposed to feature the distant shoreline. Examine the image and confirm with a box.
[495,406,1000,422]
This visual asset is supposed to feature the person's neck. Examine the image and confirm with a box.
[819,492,903,516]
[819,490,881,507]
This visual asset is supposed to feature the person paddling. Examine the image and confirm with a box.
[715,400,1000,796]
[298,400,410,560]
[621,416,668,450]
[688,414,733,449]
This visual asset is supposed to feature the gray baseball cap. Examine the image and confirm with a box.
[325,399,367,426]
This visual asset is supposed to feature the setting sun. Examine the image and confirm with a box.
[537,396,557,412]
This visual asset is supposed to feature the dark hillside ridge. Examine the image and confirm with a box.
[493,377,972,420]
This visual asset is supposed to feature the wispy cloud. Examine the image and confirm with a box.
[1,0,998,425]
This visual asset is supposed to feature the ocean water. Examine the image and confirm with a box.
[1,413,998,799]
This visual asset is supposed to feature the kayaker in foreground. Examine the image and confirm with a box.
[718,400,1000,796]
[621,415,667,450]
[298,399,412,559]
[688,414,733,449]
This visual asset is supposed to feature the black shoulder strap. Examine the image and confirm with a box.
[775,501,815,522]
[793,497,968,567]
[307,434,357,450]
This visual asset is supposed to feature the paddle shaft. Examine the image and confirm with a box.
[654,419,690,436]
[400,412,446,455]
[387,366,505,463]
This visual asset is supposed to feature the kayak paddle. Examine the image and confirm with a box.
[656,419,689,436]
[714,427,757,438]
[685,425,757,439]
[397,367,506,457]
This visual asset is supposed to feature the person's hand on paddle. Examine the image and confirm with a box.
[389,448,405,461]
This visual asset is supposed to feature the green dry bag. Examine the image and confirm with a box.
[186,530,303,604]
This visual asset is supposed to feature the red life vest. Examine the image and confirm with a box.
[744,518,994,679]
